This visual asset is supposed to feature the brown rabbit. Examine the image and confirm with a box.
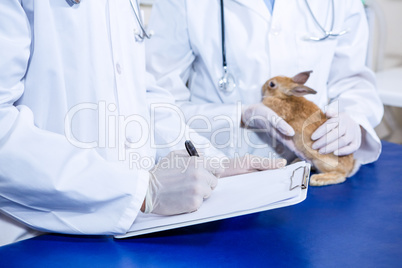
[262,71,355,186]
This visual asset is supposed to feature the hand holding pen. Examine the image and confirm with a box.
[141,141,221,215]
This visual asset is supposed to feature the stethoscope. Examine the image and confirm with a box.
[303,0,348,41]
[217,0,348,94]
[218,0,237,94]
[66,0,152,42]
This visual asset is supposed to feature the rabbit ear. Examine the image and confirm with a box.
[292,71,313,84]
[289,85,317,96]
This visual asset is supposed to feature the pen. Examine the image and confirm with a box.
[185,140,199,157]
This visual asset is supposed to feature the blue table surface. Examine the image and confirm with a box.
[1,141,401,268]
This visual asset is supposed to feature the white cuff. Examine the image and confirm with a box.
[348,113,382,165]
[114,169,150,234]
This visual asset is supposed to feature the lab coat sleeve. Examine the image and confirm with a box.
[326,0,384,164]
[0,1,148,236]
[146,0,241,151]
[145,72,226,159]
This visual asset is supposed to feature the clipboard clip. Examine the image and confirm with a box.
[289,165,310,191]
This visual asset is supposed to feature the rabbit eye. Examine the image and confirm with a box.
[269,81,276,88]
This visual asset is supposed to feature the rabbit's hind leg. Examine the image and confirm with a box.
[309,172,347,186]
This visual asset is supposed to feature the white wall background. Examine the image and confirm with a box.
[376,0,402,69]
[370,0,402,143]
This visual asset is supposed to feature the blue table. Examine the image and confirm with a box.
[1,141,401,268]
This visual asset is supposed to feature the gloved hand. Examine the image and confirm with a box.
[219,154,287,178]
[241,103,295,136]
[143,151,223,215]
[311,112,362,156]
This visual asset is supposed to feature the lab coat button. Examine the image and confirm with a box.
[116,63,122,74]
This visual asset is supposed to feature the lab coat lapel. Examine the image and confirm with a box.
[230,0,271,23]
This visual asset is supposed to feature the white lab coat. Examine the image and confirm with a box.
[0,0,220,246]
[146,0,384,162]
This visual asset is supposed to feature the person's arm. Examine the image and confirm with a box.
[146,0,240,141]
[144,71,289,173]
[146,0,294,152]
[144,72,227,159]
[313,0,383,164]
[0,0,149,235]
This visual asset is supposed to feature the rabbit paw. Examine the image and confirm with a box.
[309,172,346,186]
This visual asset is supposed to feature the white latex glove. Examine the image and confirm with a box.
[242,103,295,136]
[143,151,223,215]
[219,154,287,178]
[311,112,362,156]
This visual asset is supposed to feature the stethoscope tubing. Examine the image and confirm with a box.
[66,0,151,41]
[304,0,348,41]
[220,0,227,69]
[129,0,152,41]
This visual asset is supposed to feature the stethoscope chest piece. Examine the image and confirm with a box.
[218,67,237,94]
[218,0,237,94]
[66,0,80,7]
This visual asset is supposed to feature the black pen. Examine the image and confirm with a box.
[185,140,199,157]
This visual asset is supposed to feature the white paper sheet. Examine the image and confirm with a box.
[115,161,310,238]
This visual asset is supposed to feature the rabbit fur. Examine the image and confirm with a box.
[262,71,355,186]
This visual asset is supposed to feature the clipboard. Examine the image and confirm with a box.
[115,161,310,239]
